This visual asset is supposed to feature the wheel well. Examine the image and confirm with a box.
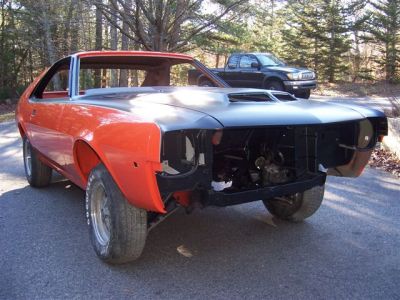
[263,77,283,86]
[74,140,101,182]
[18,123,26,137]
[197,75,211,85]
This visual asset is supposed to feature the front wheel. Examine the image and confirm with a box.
[294,90,311,99]
[86,164,147,264]
[199,79,215,87]
[264,80,284,91]
[23,137,52,187]
[263,185,324,222]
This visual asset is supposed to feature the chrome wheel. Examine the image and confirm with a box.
[91,182,111,246]
[24,139,32,177]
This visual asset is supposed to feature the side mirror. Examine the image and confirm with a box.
[251,62,260,69]
[228,64,236,69]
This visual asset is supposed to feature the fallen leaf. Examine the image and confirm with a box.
[177,245,193,258]
[255,215,277,227]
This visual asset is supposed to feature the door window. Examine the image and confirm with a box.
[227,55,240,69]
[239,55,258,69]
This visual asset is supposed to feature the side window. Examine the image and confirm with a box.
[44,69,69,92]
[239,55,258,68]
[227,55,240,69]
[32,58,71,99]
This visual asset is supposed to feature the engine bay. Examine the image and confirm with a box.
[158,119,381,195]
[212,128,297,191]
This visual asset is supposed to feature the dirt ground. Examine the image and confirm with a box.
[314,81,400,98]
[0,103,16,122]
[369,148,400,178]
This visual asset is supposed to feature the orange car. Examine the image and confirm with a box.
[16,51,387,264]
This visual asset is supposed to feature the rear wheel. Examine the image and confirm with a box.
[23,137,52,187]
[264,80,284,91]
[263,185,324,222]
[86,164,147,264]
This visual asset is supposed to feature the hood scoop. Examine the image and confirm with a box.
[228,91,297,103]
[228,92,276,102]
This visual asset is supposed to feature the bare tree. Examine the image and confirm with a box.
[119,0,132,86]
[95,0,248,51]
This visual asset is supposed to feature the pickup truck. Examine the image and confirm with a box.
[189,53,317,99]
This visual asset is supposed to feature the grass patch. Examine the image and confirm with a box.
[0,112,15,123]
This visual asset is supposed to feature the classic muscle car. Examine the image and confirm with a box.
[16,51,388,264]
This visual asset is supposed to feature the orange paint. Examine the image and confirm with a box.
[173,191,192,207]
[77,50,193,61]
[15,53,198,213]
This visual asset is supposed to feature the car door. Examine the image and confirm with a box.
[238,55,264,88]
[220,54,242,86]
[26,58,71,168]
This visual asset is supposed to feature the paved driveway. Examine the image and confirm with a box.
[1,121,399,299]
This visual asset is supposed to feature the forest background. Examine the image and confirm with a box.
[0,0,399,102]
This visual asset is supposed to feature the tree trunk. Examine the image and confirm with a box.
[41,3,60,89]
[109,0,118,87]
[216,53,220,68]
[119,0,132,87]
[94,3,103,87]
[70,0,79,53]
[352,30,361,82]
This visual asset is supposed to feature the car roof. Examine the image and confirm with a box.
[231,53,273,56]
[73,50,193,61]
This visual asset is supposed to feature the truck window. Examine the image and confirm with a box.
[239,55,258,68]
[227,55,240,69]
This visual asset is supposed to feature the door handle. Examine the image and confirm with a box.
[31,109,37,116]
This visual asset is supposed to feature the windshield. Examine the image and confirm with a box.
[76,56,227,94]
[256,54,285,66]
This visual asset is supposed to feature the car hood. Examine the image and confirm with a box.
[77,87,385,131]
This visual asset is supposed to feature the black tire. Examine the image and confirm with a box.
[86,164,147,264]
[294,90,311,99]
[23,137,52,187]
[263,185,324,222]
[264,80,284,91]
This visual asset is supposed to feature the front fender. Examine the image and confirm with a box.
[79,121,165,213]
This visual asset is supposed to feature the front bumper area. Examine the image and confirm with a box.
[206,172,326,207]
[283,80,317,92]
[156,170,327,207]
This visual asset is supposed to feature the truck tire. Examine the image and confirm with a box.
[295,90,311,99]
[23,137,52,187]
[264,80,284,91]
[199,79,214,87]
[86,164,147,264]
[263,185,324,222]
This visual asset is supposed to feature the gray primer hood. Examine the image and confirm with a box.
[76,87,385,130]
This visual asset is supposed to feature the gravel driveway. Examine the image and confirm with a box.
[1,120,399,299]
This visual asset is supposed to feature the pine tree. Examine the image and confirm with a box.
[368,0,400,82]
[280,0,350,82]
